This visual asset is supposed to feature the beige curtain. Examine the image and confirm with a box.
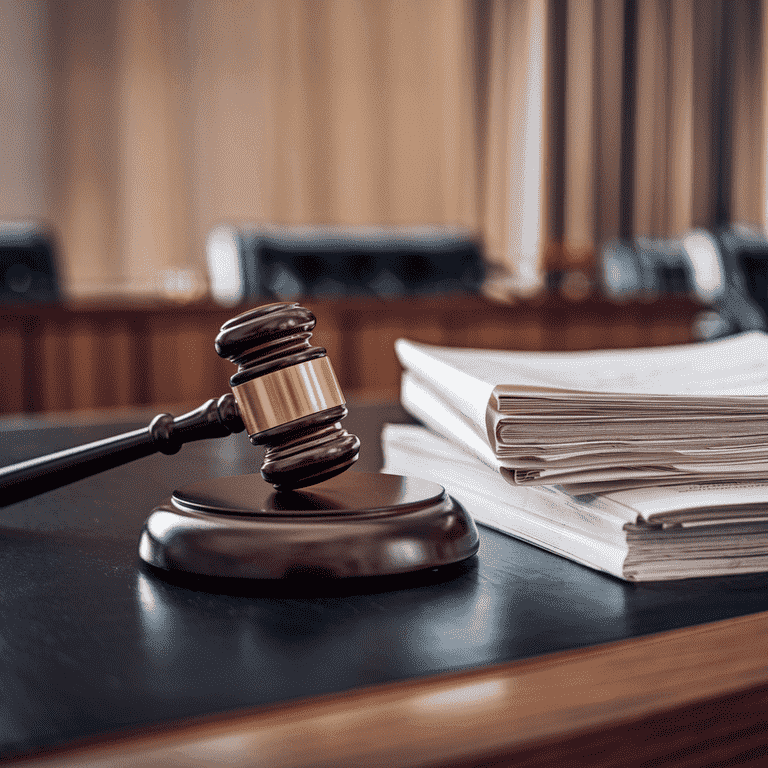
[3,0,768,299]
[0,0,55,225]
[635,0,768,234]
[479,0,549,295]
[548,0,626,268]
[189,1,480,232]
[548,0,768,262]
[4,0,485,297]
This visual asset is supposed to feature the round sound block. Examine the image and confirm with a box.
[138,472,479,579]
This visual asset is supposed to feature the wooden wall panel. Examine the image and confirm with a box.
[607,319,644,349]
[40,321,71,412]
[0,324,26,415]
[462,318,538,350]
[562,320,609,350]
[356,317,411,397]
[105,321,134,408]
[147,321,183,406]
[0,296,700,416]
[650,317,693,347]
[446,301,546,350]
[67,320,99,411]
[172,323,213,405]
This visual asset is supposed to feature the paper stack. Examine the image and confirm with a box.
[385,333,768,581]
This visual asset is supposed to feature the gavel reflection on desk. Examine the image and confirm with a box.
[0,302,479,581]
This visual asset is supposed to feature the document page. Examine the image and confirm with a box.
[398,332,768,397]
[599,480,768,525]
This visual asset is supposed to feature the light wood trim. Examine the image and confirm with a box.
[8,609,768,768]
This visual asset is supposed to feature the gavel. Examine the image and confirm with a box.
[0,303,360,506]
[0,302,479,580]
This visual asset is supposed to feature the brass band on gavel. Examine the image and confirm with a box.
[232,356,346,436]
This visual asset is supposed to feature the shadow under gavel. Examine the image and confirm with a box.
[0,302,361,508]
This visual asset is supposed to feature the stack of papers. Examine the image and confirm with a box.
[395,333,768,494]
[383,425,768,581]
[387,333,768,580]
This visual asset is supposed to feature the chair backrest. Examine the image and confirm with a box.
[0,223,60,304]
[206,224,484,305]
[599,226,768,338]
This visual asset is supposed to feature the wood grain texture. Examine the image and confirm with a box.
[7,609,768,768]
[0,323,25,414]
[0,295,699,415]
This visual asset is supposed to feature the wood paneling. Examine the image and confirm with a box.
[0,295,700,415]
[0,321,25,414]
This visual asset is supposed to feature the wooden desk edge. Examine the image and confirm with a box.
[6,608,768,768]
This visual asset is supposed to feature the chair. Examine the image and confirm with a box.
[0,223,60,304]
[599,225,768,338]
[206,224,485,306]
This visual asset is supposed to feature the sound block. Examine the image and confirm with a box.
[138,472,479,579]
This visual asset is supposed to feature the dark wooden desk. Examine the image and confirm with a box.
[1,401,768,767]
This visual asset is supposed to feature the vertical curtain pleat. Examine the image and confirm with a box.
[730,0,765,227]
[50,0,122,292]
[564,0,596,263]
[549,0,767,261]
[47,0,194,294]
[189,0,480,275]
[481,0,548,293]
[667,0,694,237]
[0,0,54,220]
[632,0,766,236]
[634,0,672,237]
[116,0,192,291]
[592,0,625,247]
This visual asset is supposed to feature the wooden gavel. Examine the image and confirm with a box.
[0,302,361,508]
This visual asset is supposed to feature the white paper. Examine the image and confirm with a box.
[396,333,768,490]
[394,339,496,431]
[397,332,768,397]
[383,424,768,581]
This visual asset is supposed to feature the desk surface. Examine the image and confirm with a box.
[2,401,768,767]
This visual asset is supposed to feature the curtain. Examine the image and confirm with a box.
[541,0,628,285]
[5,0,482,297]
[479,0,549,296]
[0,0,55,226]
[2,0,768,299]
[546,0,768,265]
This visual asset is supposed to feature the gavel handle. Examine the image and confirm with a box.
[0,395,244,508]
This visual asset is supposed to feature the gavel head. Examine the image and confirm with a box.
[215,302,361,491]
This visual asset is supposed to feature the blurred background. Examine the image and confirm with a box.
[2,0,768,414]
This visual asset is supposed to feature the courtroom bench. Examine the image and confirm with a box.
[0,293,699,415]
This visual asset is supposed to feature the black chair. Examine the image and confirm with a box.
[0,223,60,304]
[599,225,768,338]
[206,224,485,305]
